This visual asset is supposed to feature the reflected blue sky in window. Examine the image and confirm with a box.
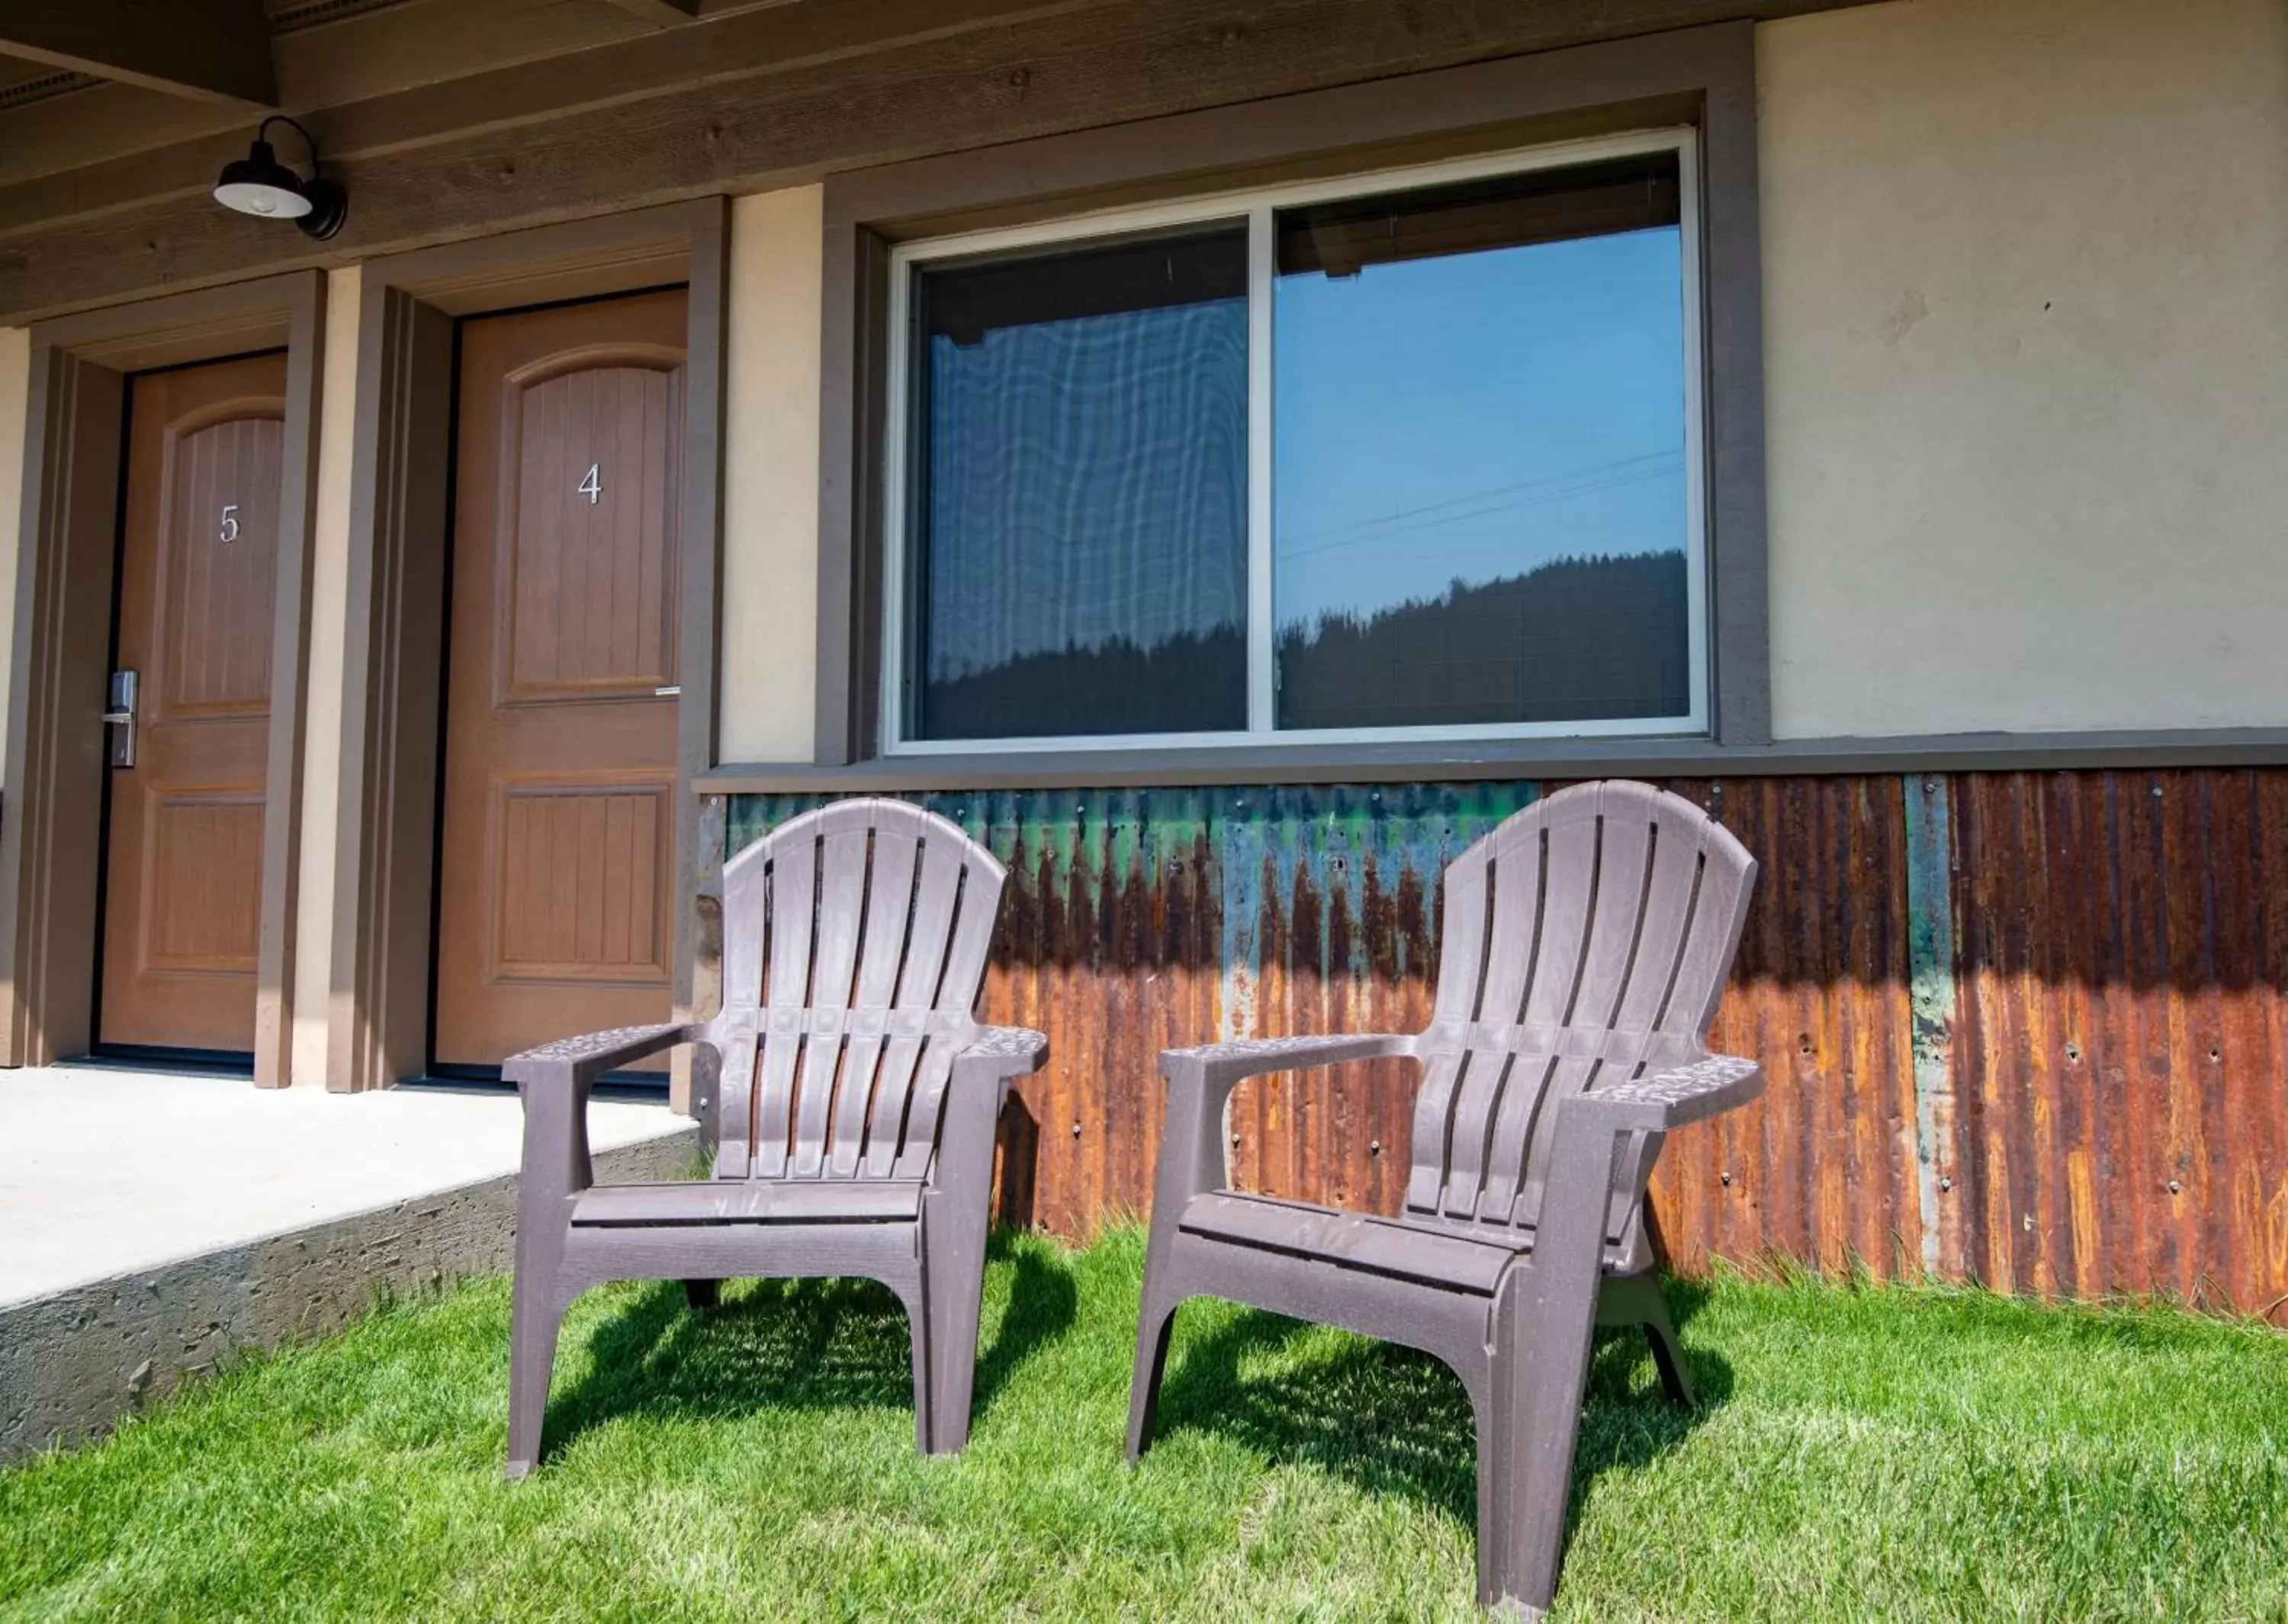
[1272,226,1687,632]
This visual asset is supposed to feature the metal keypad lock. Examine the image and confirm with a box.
[103,670,138,769]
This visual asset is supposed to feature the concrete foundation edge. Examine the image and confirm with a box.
[0,1125,702,1465]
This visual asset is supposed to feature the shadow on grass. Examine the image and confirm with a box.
[1151,1275,1730,1528]
[538,1233,1078,1464]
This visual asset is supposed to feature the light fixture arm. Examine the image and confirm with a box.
[256,115,323,178]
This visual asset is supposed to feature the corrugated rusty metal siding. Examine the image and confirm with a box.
[983,790,1222,1237]
[725,770,2288,1319]
[1946,771,2288,1314]
[1650,778,1923,1282]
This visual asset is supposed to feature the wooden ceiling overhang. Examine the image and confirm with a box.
[0,0,278,109]
[0,0,1881,323]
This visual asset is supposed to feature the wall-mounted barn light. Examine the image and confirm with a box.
[213,117,345,240]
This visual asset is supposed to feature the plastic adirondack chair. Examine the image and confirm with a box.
[503,798,1045,1478]
[1126,780,1763,1619]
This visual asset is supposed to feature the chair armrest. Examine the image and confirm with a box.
[1558,1054,1764,1135]
[503,1022,697,1206]
[502,1022,696,1090]
[952,1025,1049,1081]
[1517,1056,1768,1355]
[931,1027,1048,1197]
[1151,1033,1415,1210]
[1160,1032,1414,1091]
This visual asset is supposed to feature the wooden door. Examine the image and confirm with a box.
[98,353,287,1054]
[432,289,685,1069]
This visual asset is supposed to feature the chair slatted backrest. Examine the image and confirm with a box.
[703,800,1006,1182]
[1405,781,1757,1237]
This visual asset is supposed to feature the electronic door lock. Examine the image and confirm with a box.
[103,670,137,768]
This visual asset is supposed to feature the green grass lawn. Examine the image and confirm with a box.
[3,1229,2284,1622]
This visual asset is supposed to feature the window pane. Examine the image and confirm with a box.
[908,228,1248,741]
[1272,153,1694,731]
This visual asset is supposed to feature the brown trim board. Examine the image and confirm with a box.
[329,199,728,1099]
[700,726,2288,794]
[0,271,326,1082]
[812,23,1770,768]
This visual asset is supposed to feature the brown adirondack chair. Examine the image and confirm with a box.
[1126,780,1763,1619]
[503,798,1045,1478]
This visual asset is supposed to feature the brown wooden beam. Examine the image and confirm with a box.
[0,0,1078,239]
[0,0,1881,320]
[601,0,702,22]
[0,0,275,109]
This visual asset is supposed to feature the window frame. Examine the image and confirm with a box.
[878,127,1709,758]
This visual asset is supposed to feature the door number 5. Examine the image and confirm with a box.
[578,463,601,505]
[218,504,239,544]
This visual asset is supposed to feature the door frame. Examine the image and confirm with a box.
[331,199,728,1098]
[0,271,326,1084]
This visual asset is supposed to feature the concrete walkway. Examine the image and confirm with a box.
[0,1064,690,1308]
[0,1063,699,1459]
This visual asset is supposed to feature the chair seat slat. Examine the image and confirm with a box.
[571,1178,924,1225]
[750,831,819,1178]
[1608,812,1710,1047]
[791,827,871,1176]
[863,1037,930,1179]
[1181,1191,1528,1294]
[715,1031,758,1179]
[830,825,923,1177]
[891,1038,962,1182]
[1404,1052,1467,1212]
[1665,839,1756,1039]
[1576,790,1659,1033]
[1437,841,1542,1217]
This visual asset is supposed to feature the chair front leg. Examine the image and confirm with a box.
[915,1070,1011,1454]
[507,1266,570,1479]
[1481,1109,1628,1618]
[504,1064,591,1480]
[1127,1061,1226,1460]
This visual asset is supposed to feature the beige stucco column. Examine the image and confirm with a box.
[288,267,362,1086]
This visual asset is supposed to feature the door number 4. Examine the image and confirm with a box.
[578,463,602,505]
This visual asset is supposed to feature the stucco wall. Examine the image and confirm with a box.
[0,327,27,786]
[289,268,361,1086]
[718,186,823,762]
[1759,0,2288,737]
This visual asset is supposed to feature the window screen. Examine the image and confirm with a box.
[907,228,1249,741]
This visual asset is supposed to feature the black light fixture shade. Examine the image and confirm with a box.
[213,117,345,241]
[214,140,309,218]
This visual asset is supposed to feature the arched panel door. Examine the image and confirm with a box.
[98,352,287,1055]
[432,288,686,1070]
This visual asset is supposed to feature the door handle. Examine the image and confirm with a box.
[104,670,137,768]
